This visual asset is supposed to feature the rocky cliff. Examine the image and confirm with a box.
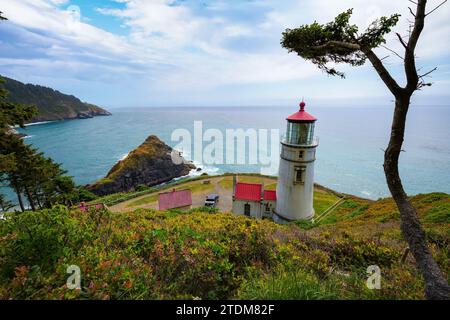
[87,135,195,196]
[1,76,111,123]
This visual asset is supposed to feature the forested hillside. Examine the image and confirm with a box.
[1,76,110,122]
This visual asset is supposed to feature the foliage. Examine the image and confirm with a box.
[0,76,108,122]
[0,193,14,212]
[0,78,37,131]
[281,9,400,77]
[1,192,447,300]
[237,267,342,300]
[0,206,90,280]
[0,77,82,211]
[422,203,450,224]
[135,184,150,192]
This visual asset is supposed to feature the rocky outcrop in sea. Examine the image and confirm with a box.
[87,135,195,196]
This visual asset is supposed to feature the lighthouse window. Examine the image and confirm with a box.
[286,122,315,145]
[299,151,304,159]
[294,166,306,183]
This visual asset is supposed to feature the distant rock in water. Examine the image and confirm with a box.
[87,135,195,196]
[1,76,111,123]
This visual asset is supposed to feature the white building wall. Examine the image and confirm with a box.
[275,142,317,221]
[232,199,261,218]
[261,200,275,219]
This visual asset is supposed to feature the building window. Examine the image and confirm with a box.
[299,150,304,159]
[294,166,306,184]
[244,203,251,216]
[264,203,271,212]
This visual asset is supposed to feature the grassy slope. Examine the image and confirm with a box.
[0,192,448,300]
[121,174,341,214]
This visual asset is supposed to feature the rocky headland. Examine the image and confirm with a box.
[88,135,195,196]
[1,76,111,123]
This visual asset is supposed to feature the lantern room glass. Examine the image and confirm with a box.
[286,121,315,145]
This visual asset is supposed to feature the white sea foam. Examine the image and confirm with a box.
[13,121,54,128]
[361,190,371,197]
[27,121,54,126]
[189,161,220,177]
[119,153,129,161]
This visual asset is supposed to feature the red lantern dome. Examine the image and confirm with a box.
[287,101,317,122]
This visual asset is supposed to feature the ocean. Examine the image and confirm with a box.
[15,105,450,200]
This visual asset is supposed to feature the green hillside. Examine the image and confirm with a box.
[1,76,111,123]
[0,191,448,300]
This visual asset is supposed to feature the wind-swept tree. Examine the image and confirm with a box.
[281,0,449,299]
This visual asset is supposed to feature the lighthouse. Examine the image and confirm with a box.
[274,101,318,222]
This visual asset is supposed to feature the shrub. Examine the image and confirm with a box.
[135,184,150,192]
[422,204,450,223]
[237,267,341,300]
[0,206,93,279]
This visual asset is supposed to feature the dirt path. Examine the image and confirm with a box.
[110,175,277,213]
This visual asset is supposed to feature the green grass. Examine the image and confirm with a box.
[345,204,370,220]
[184,183,214,193]
[265,183,277,190]
[419,193,449,204]
[218,175,276,190]
[127,194,159,207]
[422,203,450,223]
[313,192,340,215]
[237,268,342,300]
[319,213,338,225]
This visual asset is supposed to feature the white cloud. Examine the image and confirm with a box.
[0,0,449,106]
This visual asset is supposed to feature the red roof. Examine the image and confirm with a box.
[235,182,262,201]
[287,101,317,122]
[263,190,277,201]
[158,189,192,210]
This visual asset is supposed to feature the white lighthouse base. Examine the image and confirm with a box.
[272,209,315,224]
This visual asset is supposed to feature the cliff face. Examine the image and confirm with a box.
[88,135,195,196]
[1,76,111,123]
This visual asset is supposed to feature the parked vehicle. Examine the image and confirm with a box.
[204,194,219,207]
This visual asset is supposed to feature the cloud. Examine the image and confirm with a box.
[0,0,449,106]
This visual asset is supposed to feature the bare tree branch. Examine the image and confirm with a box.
[381,45,404,60]
[408,0,418,4]
[396,33,408,49]
[408,6,417,17]
[419,67,437,78]
[426,0,447,16]
[311,40,361,52]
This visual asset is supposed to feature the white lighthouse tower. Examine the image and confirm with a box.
[274,101,318,222]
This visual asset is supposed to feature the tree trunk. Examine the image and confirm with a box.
[13,184,25,212]
[36,195,43,210]
[384,96,450,300]
[24,186,36,211]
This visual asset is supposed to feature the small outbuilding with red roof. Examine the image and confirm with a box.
[232,176,276,219]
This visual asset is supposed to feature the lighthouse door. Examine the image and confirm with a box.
[244,203,251,216]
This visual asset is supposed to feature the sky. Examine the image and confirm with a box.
[0,0,449,108]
